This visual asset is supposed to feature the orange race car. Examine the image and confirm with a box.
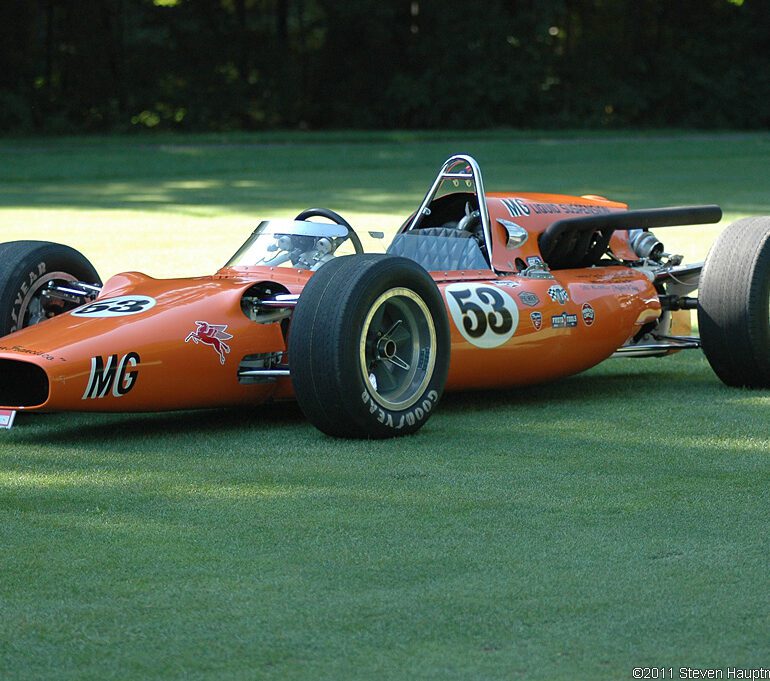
[1,155,769,437]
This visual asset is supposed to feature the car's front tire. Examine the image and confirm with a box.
[288,254,450,438]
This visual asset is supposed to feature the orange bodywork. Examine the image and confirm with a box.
[438,269,657,391]
[0,192,661,414]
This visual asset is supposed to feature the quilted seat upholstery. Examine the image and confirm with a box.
[386,228,489,271]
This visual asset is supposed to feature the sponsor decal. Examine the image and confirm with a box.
[0,344,58,361]
[0,409,16,429]
[361,389,439,430]
[445,283,519,349]
[501,197,531,218]
[530,311,543,331]
[572,271,637,281]
[547,285,569,305]
[551,313,578,329]
[518,291,540,307]
[82,352,140,399]
[581,302,596,326]
[526,202,612,216]
[495,280,520,289]
[72,296,157,318]
[526,256,544,268]
[185,321,232,364]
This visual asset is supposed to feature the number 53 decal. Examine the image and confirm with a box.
[445,283,519,348]
[71,295,157,318]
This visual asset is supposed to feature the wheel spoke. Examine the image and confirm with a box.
[381,318,403,340]
[387,353,410,371]
[389,324,411,344]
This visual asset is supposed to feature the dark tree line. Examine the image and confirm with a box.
[1,0,768,133]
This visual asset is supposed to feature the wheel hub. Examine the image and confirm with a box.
[359,287,436,411]
[377,337,398,360]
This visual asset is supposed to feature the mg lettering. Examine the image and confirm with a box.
[83,352,141,400]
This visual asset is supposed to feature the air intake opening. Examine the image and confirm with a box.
[0,359,49,407]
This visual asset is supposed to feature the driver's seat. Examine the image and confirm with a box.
[386,228,489,271]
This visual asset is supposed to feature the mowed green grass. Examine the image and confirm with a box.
[1,132,769,680]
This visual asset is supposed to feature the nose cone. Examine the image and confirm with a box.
[0,271,288,412]
[0,358,49,408]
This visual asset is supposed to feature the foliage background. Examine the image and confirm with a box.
[2,0,769,134]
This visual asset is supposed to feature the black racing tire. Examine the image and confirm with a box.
[0,241,101,338]
[289,254,450,438]
[698,216,770,387]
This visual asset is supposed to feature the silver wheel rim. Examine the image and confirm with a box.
[358,287,436,411]
[15,271,78,330]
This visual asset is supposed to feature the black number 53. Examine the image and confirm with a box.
[448,286,514,338]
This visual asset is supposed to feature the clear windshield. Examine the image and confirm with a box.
[226,220,358,271]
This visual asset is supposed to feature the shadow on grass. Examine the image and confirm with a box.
[6,354,740,449]
[7,400,305,447]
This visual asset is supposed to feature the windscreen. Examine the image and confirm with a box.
[226,220,357,271]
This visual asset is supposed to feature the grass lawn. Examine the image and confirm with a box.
[1,131,769,680]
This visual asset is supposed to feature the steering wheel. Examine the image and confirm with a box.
[294,208,364,254]
[458,209,485,240]
[457,209,488,258]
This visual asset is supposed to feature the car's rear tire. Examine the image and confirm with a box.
[0,241,101,338]
[698,216,770,387]
[288,254,450,438]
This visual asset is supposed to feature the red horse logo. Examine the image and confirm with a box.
[185,321,232,364]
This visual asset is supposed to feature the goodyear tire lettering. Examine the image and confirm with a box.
[356,387,440,430]
[10,267,49,329]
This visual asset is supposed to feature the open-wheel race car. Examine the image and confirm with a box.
[1,154,769,437]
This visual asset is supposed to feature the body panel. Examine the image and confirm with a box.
[439,266,658,390]
[0,271,287,411]
[0,156,675,415]
[0,256,659,410]
[482,194,628,272]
